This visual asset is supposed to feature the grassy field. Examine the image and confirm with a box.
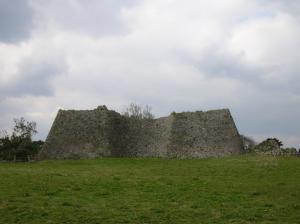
[0,155,299,224]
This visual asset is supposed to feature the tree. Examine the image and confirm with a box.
[142,105,154,120]
[0,117,41,161]
[124,103,143,119]
[267,138,283,147]
[123,103,155,120]
[0,130,11,160]
[12,117,37,139]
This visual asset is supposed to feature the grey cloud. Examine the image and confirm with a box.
[194,48,300,96]
[0,99,49,141]
[184,49,300,143]
[31,0,138,36]
[0,57,67,139]
[0,0,299,147]
[0,0,34,43]
[261,0,300,18]
[0,59,67,98]
[0,98,28,136]
[195,50,261,82]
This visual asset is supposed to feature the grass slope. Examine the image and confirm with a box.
[0,155,299,224]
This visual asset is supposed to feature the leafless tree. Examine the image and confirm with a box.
[142,105,154,119]
[123,103,154,120]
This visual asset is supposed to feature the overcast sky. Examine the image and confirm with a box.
[0,0,299,147]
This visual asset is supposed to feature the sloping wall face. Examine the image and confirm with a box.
[167,110,243,158]
[39,106,243,160]
[39,106,112,159]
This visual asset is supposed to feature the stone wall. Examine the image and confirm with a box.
[39,106,243,159]
[167,110,242,158]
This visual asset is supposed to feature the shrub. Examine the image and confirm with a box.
[0,118,43,161]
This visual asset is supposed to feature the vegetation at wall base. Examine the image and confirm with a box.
[0,155,299,224]
[250,138,298,156]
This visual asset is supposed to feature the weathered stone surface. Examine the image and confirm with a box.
[167,110,243,158]
[38,106,243,159]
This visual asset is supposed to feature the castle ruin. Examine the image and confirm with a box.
[39,106,243,159]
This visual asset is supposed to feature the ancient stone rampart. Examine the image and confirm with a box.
[167,110,242,158]
[39,106,243,159]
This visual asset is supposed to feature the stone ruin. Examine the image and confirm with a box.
[38,106,244,159]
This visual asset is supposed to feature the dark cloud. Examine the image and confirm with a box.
[0,0,34,43]
[0,58,67,98]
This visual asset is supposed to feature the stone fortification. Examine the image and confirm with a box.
[39,106,243,159]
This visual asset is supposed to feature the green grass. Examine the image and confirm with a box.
[0,155,299,224]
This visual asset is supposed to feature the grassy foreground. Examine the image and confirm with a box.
[0,155,299,224]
